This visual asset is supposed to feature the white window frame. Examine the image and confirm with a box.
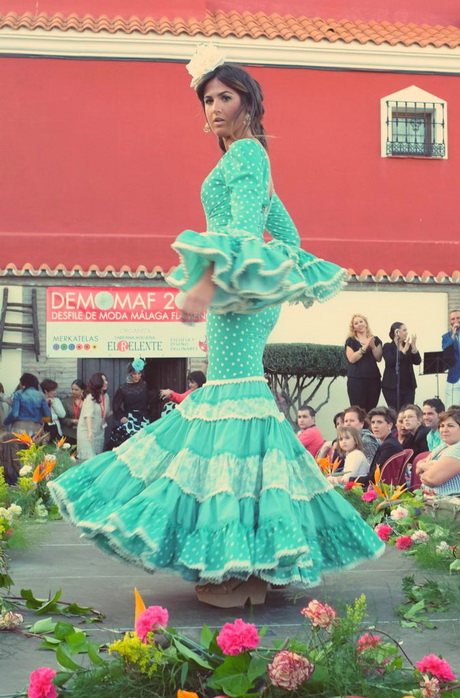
[381,85,447,159]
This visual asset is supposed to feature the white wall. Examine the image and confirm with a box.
[268,289,449,439]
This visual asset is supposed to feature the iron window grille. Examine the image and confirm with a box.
[385,100,446,157]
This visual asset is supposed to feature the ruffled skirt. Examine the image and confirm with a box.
[49,378,385,586]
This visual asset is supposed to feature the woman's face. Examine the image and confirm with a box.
[343,411,363,431]
[102,375,108,391]
[130,371,142,384]
[203,78,247,144]
[188,379,199,390]
[46,388,57,398]
[396,413,408,438]
[339,432,356,454]
[395,324,408,342]
[370,416,392,441]
[352,316,367,335]
[439,418,460,446]
[71,383,83,400]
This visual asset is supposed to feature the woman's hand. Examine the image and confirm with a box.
[181,266,216,323]
[87,431,93,442]
[160,389,172,400]
[120,417,128,424]
[410,334,418,352]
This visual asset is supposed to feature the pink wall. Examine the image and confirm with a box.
[0,58,458,274]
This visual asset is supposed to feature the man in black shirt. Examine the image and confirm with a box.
[354,406,402,487]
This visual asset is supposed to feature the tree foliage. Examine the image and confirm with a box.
[263,343,347,426]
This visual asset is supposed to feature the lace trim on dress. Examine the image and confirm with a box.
[205,376,267,386]
[177,396,284,423]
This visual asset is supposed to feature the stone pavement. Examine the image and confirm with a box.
[1,521,459,696]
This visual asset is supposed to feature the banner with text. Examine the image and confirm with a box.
[46,287,207,358]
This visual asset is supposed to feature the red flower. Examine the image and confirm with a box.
[362,490,378,502]
[135,605,168,643]
[416,654,456,681]
[396,535,413,550]
[268,650,314,690]
[216,618,260,655]
[357,633,382,652]
[301,600,336,629]
[374,524,393,542]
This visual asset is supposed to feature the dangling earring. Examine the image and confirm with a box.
[243,113,252,126]
[203,123,211,133]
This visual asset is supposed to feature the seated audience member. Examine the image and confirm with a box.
[316,412,345,467]
[418,407,460,498]
[422,398,445,452]
[160,371,206,404]
[354,406,402,486]
[330,426,370,485]
[296,405,325,458]
[402,404,430,458]
[396,408,409,445]
[334,412,345,429]
[343,405,379,463]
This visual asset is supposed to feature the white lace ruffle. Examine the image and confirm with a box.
[178,396,284,423]
[205,376,267,386]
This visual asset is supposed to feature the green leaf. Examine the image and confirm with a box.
[400,620,418,628]
[171,637,212,670]
[450,559,460,572]
[403,599,425,619]
[207,653,252,696]
[180,661,189,686]
[63,602,96,616]
[21,588,63,614]
[87,642,107,667]
[56,643,82,671]
[247,654,267,683]
[54,621,78,641]
[53,671,73,687]
[28,617,56,634]
[39,637,62,649]
[65,630,89,654]
[200,624,214,650]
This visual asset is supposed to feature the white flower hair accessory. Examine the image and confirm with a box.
[187,43,226,90]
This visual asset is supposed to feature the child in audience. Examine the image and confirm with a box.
[329,426,370,485]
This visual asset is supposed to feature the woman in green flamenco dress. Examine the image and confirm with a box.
[49,53,385,608]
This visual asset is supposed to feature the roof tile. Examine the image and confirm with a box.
[0,10,459,48]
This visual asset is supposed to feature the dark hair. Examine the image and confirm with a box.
[188,371,206,387]
[20,373,39,390]
[0,383,4,393]
[86,373,104,403]
[368,406,397,427]
[423,398,445,414]
[40,378,58,393]
[439,408,460,429]
[404,404,423,420]
[389,322,404,340]
[72,379,86,391]
[196,64,267,153]
[343,405,367,425]
[299,405,316,418]
[333,411,345,427]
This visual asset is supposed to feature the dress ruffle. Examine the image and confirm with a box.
[49,380,385,586]
[166,230,347,314]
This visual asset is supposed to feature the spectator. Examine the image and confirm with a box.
[296,405,325,458]
[77,373,111,461]
[109,359,159,448]
[402,404,430,458]
[382,322,421,410]
[343,405,379,463]
[396,408,409,445]
[344,314,382,412]
[442,309,460,408]
[334,412,345,428]
[62,379,86,444]
[422,398,445,452]
[4,372,51,435]
[41,378,66,441]
[316,412,345,466]
[331,426,370,485]
[418,407,460,498]
[160,370,206,404]
[354,406,402,487]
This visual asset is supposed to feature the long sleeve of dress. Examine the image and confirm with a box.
[167,138,346,313]
[113,387,126,421]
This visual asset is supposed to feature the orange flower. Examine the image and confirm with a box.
[55,436,66,449]
[4,431,34,447]
[134,587,146,625]
[316,456,342,476]
[32,456,57,483]
[177,692,199,698]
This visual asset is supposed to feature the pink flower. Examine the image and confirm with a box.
[416,655,456,681]
[135,605,169,643]
[362,490,378,502]
[268,650,314,690]
[411,530,429,543]
[390,505,409,520]
[216,618,260,655]
[396,535,413,550]
[301,599,336,629]
[28,667,57,698]
[420,675,442,698]
[356,633,382,652]
[374,524,393,542]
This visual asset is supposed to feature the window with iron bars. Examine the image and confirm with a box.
[385,100,446,157]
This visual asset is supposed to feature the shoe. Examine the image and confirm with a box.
[195,576,267,608]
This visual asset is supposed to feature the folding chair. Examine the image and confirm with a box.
[380,449,413,486]
[409,450,430,490]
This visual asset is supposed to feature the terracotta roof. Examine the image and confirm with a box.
[0,10,459,48]
[1,263,460,284]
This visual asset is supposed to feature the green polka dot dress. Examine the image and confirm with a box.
[49,140,384,587]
